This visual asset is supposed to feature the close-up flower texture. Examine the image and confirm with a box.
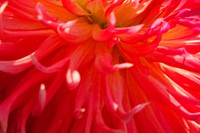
[0,0,200,132]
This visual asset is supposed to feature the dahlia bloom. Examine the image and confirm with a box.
[0,0,200,132]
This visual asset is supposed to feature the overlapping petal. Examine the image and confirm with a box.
[0,0,200,132]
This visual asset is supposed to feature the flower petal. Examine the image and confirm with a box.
[32,84,47,116]
[61,0,89,16]
[92,12,116,41]
[57,18,92,43]
[66,69,81,90]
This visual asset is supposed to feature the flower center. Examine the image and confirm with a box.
[84,1,108,28]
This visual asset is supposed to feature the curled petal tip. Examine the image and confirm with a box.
[113,102,119,111]
[66,69,81,90]
[35,2,58,29]
[57,19,92,43]
[31,54,68,73]
[36,2,45,21]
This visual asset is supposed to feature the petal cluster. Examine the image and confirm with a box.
[0,0,200,132]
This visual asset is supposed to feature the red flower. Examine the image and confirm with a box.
[0,0,200,132]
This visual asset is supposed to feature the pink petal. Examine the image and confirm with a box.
[57,18,92,43]
[92,12,116,41]
[32,84,47,116]
[31,54,69,73]
[0,55,32,74]
[66,69,81,90]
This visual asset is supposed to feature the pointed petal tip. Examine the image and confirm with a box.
[32,84,47,116]
[116,102,150,122]
[38,83,46,108]
[0,1,8,14]
[133,102,150,115]
[113,63,134,70]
